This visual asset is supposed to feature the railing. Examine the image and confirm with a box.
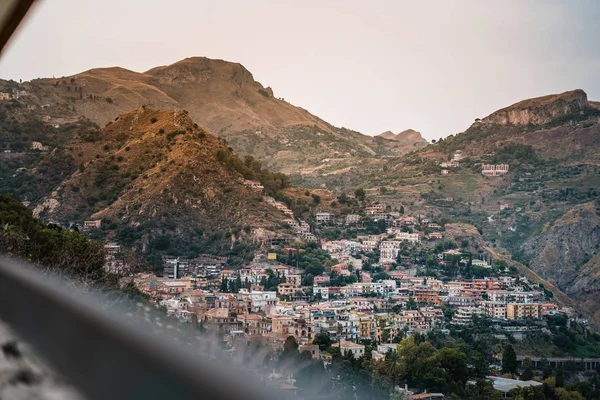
[0,256,279,400]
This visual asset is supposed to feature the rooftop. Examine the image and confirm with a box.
[488,376,542,393]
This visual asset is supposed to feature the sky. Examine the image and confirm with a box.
[1,0,599,141]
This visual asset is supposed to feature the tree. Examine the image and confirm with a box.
[502,344,517,374]
[542,363,553,380]
[354,188,366,201]
[313,332,332,351]
[400,205,405,214]
[283,335,299,357]
[234,276,242,293]
[438,347,469,383]
[555,364,565,388]
[521,357,534,381]
[406,297,418,310]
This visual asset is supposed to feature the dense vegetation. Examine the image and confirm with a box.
[0,194,109,283]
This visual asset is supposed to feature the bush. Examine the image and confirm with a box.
[105,97,113,104]
[150,117,158,124]
[166,130,185,141]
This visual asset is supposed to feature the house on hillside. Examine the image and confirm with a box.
[345,214,360,224]
[31,141,50,151]
[482,163,509,176]
[339,341,365,358]
[243,180,264,192]
[315,212,333,224]
[83,220,102,230]
[365,204,386,215]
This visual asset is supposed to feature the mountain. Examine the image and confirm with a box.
[377,129,426,144]
[27,107,306,266]
[334,89,600,323]
[11,57,427,175]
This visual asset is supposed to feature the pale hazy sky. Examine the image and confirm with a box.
[1,0,599,141]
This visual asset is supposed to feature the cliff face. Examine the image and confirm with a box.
[482,89,589,126]
[523,202,600,289]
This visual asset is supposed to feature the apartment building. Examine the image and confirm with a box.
[506,303,541,320]
[483,301,507,320]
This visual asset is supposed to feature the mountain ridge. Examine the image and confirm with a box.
[13,56,427,175]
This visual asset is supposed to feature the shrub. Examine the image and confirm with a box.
[150,117,158,124]
[166,130,185,141]
[105,97,113,104]
[125,146,130,151]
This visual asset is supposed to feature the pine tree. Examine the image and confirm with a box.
[220,277,228,292]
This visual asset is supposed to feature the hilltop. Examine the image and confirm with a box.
[24,107,316,266]
[9,57,427,175]
[377,129,426,144]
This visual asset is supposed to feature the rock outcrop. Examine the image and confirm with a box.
[482,89,589,126]
[523,202,600,289]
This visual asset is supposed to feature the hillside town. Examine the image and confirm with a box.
[102,196,576,398]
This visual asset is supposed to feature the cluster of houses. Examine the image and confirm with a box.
[436,150,510,177]
[440,150,463,174]
[131,248,564,349]
[317,215,443,265]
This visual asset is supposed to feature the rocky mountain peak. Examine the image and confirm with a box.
[377,129,426,143]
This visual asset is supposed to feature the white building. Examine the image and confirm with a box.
[339,341,365,358]
[365,204,386,215]
[482,163,509,176]
[395,231,420,243]
[379,241,401,263]
[315,212,333,223]
[240,290,279,314]
[452,307,483,325]
[346,214,361,224]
